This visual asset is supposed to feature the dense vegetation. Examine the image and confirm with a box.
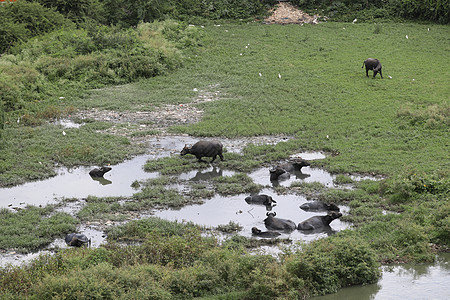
[0,0,448,299]
[292,0,449,23]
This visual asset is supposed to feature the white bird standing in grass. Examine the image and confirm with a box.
[352,18,357,24]
[406,35,409,39]
[62,131,66,136]
[278,73,281,79]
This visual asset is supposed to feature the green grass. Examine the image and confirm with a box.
[0,21,448,299]
[0,206,77,253]
[0,124,145,187]
[86,22,449,176]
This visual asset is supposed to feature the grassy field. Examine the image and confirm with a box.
[79,22,449,175]
[0,21,449,298]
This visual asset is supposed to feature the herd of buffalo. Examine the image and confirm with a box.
[180,140,343,238]
[67,140,342,247]
[67,57,381,246]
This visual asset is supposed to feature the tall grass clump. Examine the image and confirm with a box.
[286,235,380,296]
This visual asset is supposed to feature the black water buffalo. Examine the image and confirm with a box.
[252,227,281,238]
[278,159,310,172]
[297,211,342,231]
[65,233,91,247]
[181,140,224,163]
[270,159,310,181]
[245,194,277,206]
[269,166,291,181]
[264,212,297,231]
[89,166,112,177]
[300,201,340,212]
[362,58,383,78]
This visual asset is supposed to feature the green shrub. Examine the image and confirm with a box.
[286,235,380,296]
[292,0,449,23]
[0,63,48,111]
[35,0,106,24]
[381,170,450,203]
[0,1,72,54]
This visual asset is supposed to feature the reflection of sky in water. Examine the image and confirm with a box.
[250,166,335,188]
[154,188,351,242]
[0,155,159,208]
[314,253,450,300]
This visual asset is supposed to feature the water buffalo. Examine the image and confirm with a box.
[278,159,310,172]
[362,58,383,78]
[245,194,277,206]
[297,211,342,231]
[252,227,281,238]
[264,212,297,231]
[300,201,340,212]
[65,233,91,247]
[269,166,291,181]
[89,166,112,177]
[181,140,224,163]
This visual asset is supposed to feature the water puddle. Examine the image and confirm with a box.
[154,188,351,242]
[314,253,450,300]
[54,119,83,129]
[0,155,159,208]
[0,137,361,268]
[179,166,235,181]
[250,166,334,188]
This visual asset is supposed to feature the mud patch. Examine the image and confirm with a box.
[264,2,326,25]
[69,84,223,137]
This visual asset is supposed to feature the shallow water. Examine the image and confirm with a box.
[154,188,350,242]
[314,252,450,300]
[0,155,159,208]
[0,135,199,209]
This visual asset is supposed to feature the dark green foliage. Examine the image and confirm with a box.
[0,1,72,54]
[34,0,106,24]
[100,0,268,27]
[292,0,449,23]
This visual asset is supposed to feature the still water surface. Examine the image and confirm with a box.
[315,253,450,300]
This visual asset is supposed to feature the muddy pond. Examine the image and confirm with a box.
[1,135,449,298]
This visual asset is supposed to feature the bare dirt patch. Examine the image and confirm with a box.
[71,84,223,139]
[263,2,325,25]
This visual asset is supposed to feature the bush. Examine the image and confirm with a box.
[286,235,380,296]
[34,0,106,24]
[0,1,72,54]
[292,0,449,23]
